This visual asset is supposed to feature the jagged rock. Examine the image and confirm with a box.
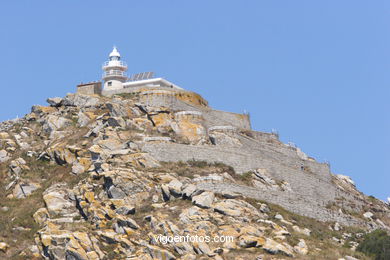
[145,244,176,260]
[259,203,270,213]
[116,206,136,215]
[13,182,41,198]
[161,184,171,201]
[294,239,308,255]
[107,185,126,199]
[77,111,90,127]
[363,211,373,219]
[31,105,57,115]
[0,149,10,163]
[97,138,124,152]
[252,168,279,190]
[9,157,28,175]
[33,208,50,226]
[214,201,242,217]
[239,235,265,248]
[72,162,85,175]
[43,184,77,216]
[262,238,294,257]
[214,199,260,218]
[43,115,73,134]
[62,93,100,108]
[192,191,215,209]
[182,184,197,199]
[116,216,140,230]
[168,179,183,197]
[47,97,63,107]
[193,241,213,255]
[274,214,284,221]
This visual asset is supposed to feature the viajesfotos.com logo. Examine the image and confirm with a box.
[155,234,234,245]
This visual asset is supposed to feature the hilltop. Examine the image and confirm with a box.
[0,90,389,260]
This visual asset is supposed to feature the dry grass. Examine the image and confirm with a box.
[0,154,89,258]
[146,160,235,179]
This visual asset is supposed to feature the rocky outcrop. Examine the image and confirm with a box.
[0,92,387,259]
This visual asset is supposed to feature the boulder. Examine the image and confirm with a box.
[43,184,77,216]
[214,201,242,217]
[239,235,265,248]
[13,182,41,198]
[77,111,90,127]
[192,191,215,209]
[363,211,374,219]
[145,245,176,260]
[47,97,63,107]
[0,149,10,163]
[43,115,73,134]
[262,238,294,257]
[62,93,100,108]
[0,242,9,253]
[294,239,308,255]
[161,184,171,201]
[115,206,136,215]
[168,179,183,197]
[33,208,50,226]
[182,184,197,199]
[72,162,85,175]
[116,216,140,230]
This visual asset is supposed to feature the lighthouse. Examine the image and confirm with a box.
[102,47,128,91]
[76,46,183,96]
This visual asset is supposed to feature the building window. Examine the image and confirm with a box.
[107,81,112,86]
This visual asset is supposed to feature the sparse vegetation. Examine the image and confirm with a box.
[357,229,390,260]
[146,160,235,178]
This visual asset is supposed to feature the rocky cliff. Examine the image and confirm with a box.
[0,92,389,259]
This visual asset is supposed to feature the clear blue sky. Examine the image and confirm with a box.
[0,1,389,200]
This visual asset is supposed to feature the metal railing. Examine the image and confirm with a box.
[103,70,127,78]
[102,61,127,67]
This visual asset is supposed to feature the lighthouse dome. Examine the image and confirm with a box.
[109,47,121,58]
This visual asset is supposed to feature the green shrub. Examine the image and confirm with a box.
[357,229,390,260]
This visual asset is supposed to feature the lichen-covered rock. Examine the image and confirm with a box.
[33,208,50,226]
[262,238,294,257]
[43,115,73,134]
[43,184,77,216]
[62,93,100,108]
[192,191,215,209]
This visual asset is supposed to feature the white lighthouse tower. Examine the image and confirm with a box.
[102,46,128,91]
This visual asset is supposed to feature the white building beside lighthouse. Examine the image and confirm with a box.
[77,46,183,96]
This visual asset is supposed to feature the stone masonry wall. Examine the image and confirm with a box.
[140,136,365,225]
